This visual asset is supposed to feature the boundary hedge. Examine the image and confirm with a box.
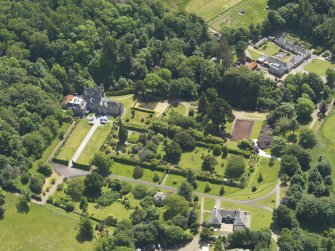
[52,158,69,166]
[72,161,90,171]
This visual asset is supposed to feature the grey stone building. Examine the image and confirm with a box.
[210,208,248,231]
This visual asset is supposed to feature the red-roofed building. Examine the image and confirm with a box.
[61,95,74,109]
[247,61,258,70]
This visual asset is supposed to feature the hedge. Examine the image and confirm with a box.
[107,88,134,96]
[131,106,156,114]
[111,155,242,188]
[72,161,90,171]
[52,158,69,166]
[123,122,148,132]
[195,142,251,158]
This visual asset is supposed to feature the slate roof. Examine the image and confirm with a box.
[210,209,248,229]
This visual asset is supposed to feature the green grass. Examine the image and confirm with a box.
[179,147,227,176]
[0,194,95,251]
[257,41,281,56]
[254,192,276,209]
[309,111,335,180]
[227,157,279,200]
[57,119,91,161]
[246,48,263,61]
[111,162,163,183]
[186,0,240,21]
[124,109,154,127]
[77,123,111,165]
[304,59,335,76]
[203,198,216,211]
[169,103,187,116]
[87,201,131,221]
[250,120,264,139]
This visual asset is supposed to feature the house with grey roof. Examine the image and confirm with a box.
[62,85,124,117]
[210,208,249,231]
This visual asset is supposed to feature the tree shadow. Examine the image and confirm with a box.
[76,232,93,243]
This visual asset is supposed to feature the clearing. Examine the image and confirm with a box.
[0,194,94,251]
[231,119,254,141]
[57,119,91,161]
[304,59,335,76]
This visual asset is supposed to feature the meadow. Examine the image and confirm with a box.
[304,59,335,76]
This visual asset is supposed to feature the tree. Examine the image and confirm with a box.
[280,155,301,177]
[298,128,317,149]
[29,175,45,194]
[130,206,146,224]
[207,98,234,133]
[165,194,189,217]
[271,136,287,157]
[201,155,217,173]
[37,162,52,177]
[132,185,147,199]
[133,223,158,246]
[79,197,88,212]
[0,187,5,206]
[92,153,112,175]
[186,169,198,189]
[67,179,85,201]
[78,215,94,240]
[118,120,128,144]
[164,141,182,162]
[16,192,31,213]
[163,225,192,246]
[214,238,224,251]
[172,214,188,229]
[295,97,314,123]
[133,166,144,179]
[178,181,193,201]
[272,205,297,229]
[84,172,104,197]
[316,159,332,178]
[173,130,196,150]
[198,92,209,116]
[200,227,214,241]
[204,182,211,193]
[258,173,264,183]
[326,68,335,87]
[220,185,225,196]
[212,144,222,156]
[225,155,246,178]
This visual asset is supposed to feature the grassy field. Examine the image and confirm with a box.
[186,0,240,21]
[309,111,335,180]
[254,192,276,208]
[0,194,95,251]
[179,147,228,176]
[304,59,335,76]
[203,198,216,210]
[111,162,163,183]
[250,120,264,139]
[257,41,281,56]
[124,109,154,127]
[169,103,187,116]
[57,119,91,161]
[110,95,136,119]
[227,157,280,200]
[77,123,111,165]
[246,48,263,61]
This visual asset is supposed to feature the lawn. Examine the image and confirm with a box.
[257,41,281,56]
[179,147,227,176]
[110,94,136,119]
[309,111,335,180]
[76,123,111,165]
[250,119,264,139]
[124,109,154,127]
[57,119,91,161]
[246,48,263,61]
[111,162,163,183]
[186,0,240,21]
[203,198,216,211]
[169,103,187,116]
[0,194,95,251]
[254,192,276,209]
[226,157,280,200]
[304,59,335,76]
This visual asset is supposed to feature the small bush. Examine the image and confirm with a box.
[212,144,222,156]
[132,185,148,199]
[252,186,257,192]
[133,166,144,179]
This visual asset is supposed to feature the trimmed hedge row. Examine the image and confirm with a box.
[72,161,90,171]
[52,158,69,166]
[195,142,251,158]
[107,88,134,96]
[111,154,243,188]
[131,106,156,114]
[124,122,148,132]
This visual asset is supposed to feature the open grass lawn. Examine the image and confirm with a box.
[229,0,268,28]
[203,198,216,211]
[186,0,240,21]
[87,201,131,221]
[246,48,263,61]
[219,201,273,230]
[309,111,335,180]
[110,94,136,119]
[227,157,279,200]
[304,59,335,76]
[179,147,227,176]
[57,119,91,161]
[250,119,264,139]
[111,162,163,183]
[1,194,94,251]
[258,41,281,56]
[77,123,111,165]
[254,192,276,209]
[124,109,153,127]
[169,103,187,116]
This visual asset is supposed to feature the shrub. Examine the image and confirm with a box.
[29,175,45,194]
[64,201,75,212]
[225,156,246,178]
[201,155,217,173]
[97,191,121,206]
[153,173,160,182]
[133,166,144,179]
[174,130,196,150]
[237,140,253,151]
[132,185,148,199]
[204,183,211,193]
[37,162,53,177]
[20,173,30,184]
[252,186,257,192]
[258,173,264,183]
[212,144,222,156]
